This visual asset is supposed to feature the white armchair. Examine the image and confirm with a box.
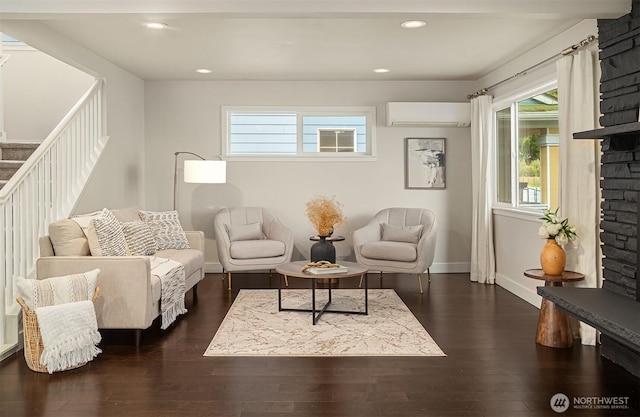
[214,207,293,290]
[353,207,437,293]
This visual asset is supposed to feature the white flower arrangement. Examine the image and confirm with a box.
[538,208,577,246]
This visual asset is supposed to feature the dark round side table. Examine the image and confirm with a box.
[524,269,585,348]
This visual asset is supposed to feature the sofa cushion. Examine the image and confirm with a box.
[139,210,190,251]
[381,223,423,244]
[226,222,265,241]
[230,239,285,259]
[91,208,129,256]
[155,248,204,279]
[122,221,157,256]
[361,241,417,262]
[17,269,99,310]
[111,207,141,222]
[48,219,90,256]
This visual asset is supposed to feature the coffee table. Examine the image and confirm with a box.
[275,261,369,325]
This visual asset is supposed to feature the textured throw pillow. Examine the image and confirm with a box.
[139,210,190,250]
[121,220,157,256]
[48,219,90,256]
[381,223,424,244]
[16,269,100,310]
[90,208,129,256]
[226,222,265,241]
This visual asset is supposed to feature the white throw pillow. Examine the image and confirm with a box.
[16,269,99,310]
[226,222,265,241]
[139,210,190,250]
[381,223,424,244]
[121,220,157,256]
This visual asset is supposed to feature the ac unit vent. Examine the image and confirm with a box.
[386,102,471,127]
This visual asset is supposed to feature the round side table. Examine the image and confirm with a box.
[524,269,585,348]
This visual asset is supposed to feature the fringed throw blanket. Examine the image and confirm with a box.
[149,257,187,329]
[35,300,102,374]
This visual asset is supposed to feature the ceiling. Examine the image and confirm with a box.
[0,0,632,81]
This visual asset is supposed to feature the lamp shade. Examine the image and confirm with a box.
[183,160,227,183]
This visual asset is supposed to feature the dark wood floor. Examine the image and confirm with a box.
[1,272,638,417]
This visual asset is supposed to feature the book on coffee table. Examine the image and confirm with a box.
[306,265,348,274]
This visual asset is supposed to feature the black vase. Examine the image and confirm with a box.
[310,236,336,264]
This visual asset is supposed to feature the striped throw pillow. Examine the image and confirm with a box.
[122,221,157,256]
[16,269,99,310]
[91,208,129,256]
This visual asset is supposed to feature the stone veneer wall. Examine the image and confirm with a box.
[598,1,640,127]
[597,0,640,301]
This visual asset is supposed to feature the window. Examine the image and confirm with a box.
[495,84,559,210]
[222,106,376,159]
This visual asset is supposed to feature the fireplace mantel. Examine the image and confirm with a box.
[573,122,640,139]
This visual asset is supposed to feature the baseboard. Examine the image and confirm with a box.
[205,262,470,275]
[430,262,470,274]
[205,262,223,274]
[0,341,20,362]
[496,272,541,308]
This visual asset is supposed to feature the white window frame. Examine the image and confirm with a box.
[221,106,377,161]
[492,78,558,213]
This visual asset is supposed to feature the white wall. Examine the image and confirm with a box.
[3,44,94,141]
[474,19,599,307]
[145,80,475,272]
[2,21,146,212]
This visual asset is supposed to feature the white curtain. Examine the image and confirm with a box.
[470,95,496,284]
[556,48,602,346]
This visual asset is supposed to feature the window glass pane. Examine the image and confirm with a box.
[229,114,297,154]
[496,107,512,204]
[517,89,558,209]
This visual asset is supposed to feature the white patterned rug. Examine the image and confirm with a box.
[204,289,446,357]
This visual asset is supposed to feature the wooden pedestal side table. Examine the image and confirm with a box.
[524,269,585,348]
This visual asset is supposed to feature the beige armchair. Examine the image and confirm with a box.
[214,207,293,290]
[353,207,437,293]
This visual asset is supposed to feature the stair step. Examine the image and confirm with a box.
[0,142,40,161]
[0,161,23,180]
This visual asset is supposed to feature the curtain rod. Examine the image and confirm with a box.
[467,35,597,99]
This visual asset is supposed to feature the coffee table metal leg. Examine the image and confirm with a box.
[278,274,284,311]
[363,273,368,315]
[312,278,317,325]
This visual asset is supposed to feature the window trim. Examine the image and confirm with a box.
[491,78,558,213]
[221,105,377,161]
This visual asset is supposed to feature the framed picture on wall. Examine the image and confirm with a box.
[405,137,446,189]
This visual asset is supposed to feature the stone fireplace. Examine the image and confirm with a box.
[571,0,640,375]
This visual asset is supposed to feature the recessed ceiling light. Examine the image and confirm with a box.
[373,68,390,73]
[145,22,168,30]
[195,68,213,74]
[401,20,427,29]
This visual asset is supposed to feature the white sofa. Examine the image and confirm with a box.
[36,207,205,345]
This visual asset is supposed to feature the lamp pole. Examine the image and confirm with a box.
[173,151,205,210]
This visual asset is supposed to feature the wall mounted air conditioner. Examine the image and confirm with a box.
[386,102,471,127]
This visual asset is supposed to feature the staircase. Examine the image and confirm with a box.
[0,79,108,361]
[0,142,39,190]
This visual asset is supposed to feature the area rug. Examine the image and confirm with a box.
[204,289,445,357]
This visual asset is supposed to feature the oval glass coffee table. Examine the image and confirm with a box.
[275,261,368,325]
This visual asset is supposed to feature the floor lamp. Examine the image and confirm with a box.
[173,151,227,210]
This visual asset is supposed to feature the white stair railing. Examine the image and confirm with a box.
[0,78,107,348]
